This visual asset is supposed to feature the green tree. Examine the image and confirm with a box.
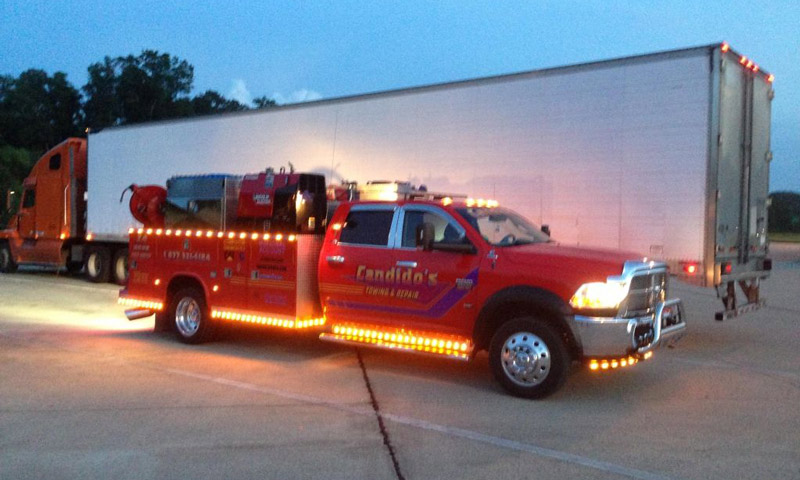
[83,50,195,128]
[0,69,82,151]
[768,192,800,233]
[253,95,277,109]
[0,145,35,225]
[192,90,248,115]
[83,57,120,129]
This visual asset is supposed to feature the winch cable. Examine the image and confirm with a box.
[356,348,406,480]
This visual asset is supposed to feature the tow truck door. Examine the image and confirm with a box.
[390,205,482,335]
[319,203,482,335]
[318,204,400,326]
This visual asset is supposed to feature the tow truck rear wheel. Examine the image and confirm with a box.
[170,288,215,344]
[0,243,18,273]
[489,317,568,399]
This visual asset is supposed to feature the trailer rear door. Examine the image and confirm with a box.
[712,47,773,318]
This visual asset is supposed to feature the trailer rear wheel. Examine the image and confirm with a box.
[0,244,18,273]
[489,317,568,399]
[112,248,129,285]
[85,246,111,283]
[170,288,215,344]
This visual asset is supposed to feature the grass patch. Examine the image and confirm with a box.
[770,232,800,243]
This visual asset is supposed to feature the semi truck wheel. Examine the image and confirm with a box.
[85,246,111,283]
[0,244,18,273]
[489,317,568,399]
[112,248,129,285]
[170,288,215,344]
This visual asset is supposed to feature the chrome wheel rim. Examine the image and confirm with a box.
[500,331,551,386]
[175,297,201,337]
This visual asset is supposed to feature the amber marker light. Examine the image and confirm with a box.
[721,42,730,53]
[128,228,135,234]
[275,234,283,241]
[212,285,219,292]
[86,233,94,241]
[227,232,235,239]
[59,233,66,240]
[239,232,247,239]
[767,74,775,83]
[154,279,161,286]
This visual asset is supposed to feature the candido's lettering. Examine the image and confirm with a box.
[356,265,438,287]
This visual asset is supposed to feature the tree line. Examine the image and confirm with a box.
[1,50,277,222]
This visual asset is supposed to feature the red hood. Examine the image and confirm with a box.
[495,242,643,300]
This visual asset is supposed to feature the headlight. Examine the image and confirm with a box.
[569,280,629,310]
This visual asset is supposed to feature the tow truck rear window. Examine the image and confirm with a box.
[456,207,549,246]
[339,210,394,246]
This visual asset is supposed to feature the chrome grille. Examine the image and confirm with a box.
[621,272,667,317]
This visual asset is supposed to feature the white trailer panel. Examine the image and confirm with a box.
[88,44,772,297]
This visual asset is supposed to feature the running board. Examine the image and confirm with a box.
[319,332,473,361]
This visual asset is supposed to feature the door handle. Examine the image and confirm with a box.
[396,261,418,268]
[326,255,345,265]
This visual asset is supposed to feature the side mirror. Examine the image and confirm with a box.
[416,222,435,251]
[6,190,15,212]
[541,224,551,237]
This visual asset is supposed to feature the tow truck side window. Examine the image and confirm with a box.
[339,209,394,246]
[401,208,466,248]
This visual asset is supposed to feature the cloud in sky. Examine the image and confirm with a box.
[228,79,252,105]
[272,89,323,105]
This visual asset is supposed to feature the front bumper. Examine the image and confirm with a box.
[572,299,686,358]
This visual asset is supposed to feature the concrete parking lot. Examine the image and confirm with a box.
[1,245,798,480]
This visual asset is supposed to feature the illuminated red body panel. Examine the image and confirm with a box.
[317,201,631,339]
[126,229,323,325]
[237,172,301,219]
[124,199,633,345]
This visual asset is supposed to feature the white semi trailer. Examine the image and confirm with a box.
[86,42,773,319]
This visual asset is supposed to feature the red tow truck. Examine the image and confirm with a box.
[120,170,686,398]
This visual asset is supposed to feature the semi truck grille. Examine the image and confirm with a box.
[621,272,667,318]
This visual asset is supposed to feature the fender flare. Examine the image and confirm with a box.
[472,285,577,353]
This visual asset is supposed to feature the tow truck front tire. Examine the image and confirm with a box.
[170,288,215,344]
[0,244,18,273]
[85,246,111,283]
[489,317,568,399]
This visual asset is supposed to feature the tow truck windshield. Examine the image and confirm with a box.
[456,207,550,246]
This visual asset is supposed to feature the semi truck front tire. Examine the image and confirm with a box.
[0,244,18,273]
[489,317,569,399]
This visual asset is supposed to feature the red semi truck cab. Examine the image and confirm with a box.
[120,176,685,398]
[1,138,87,274]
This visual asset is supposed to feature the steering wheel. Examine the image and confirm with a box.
[499,234,516,246]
